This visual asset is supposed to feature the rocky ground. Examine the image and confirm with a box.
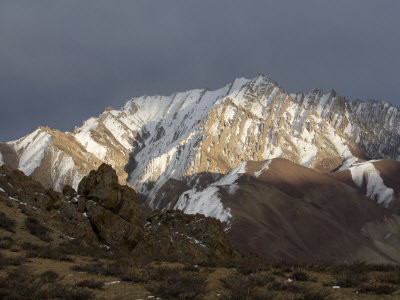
[1,164,400,299]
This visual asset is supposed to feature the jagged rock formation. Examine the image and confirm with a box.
[77,163,144,250]
[0,164,239,261]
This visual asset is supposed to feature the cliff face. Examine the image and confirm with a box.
[1,74,399,216]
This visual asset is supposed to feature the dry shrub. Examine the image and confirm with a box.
[268,280,305,293]
[359,283,397,295]
[40,270,60,284]
[292,270,310,281]
[183,264,200,272]
[0,212,15,232]
[219,274,255,299]
[376,271,400,284]
[0,266,94,300]
[26,245,72,261]
[251,273,275,287]
[147,270,206,300]
[72,258,154,283]
[0,253,26,269]
[0,236,14,249]
[219,273,277,300]
[25,217,52,242]
[296,289,331,300]
[334,270,365,288]
[237,254,268,275]
[76,279,104,290]
[71,262,105,275]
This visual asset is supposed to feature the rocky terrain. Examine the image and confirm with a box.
[2,164,400,299]
[0,163,238,262]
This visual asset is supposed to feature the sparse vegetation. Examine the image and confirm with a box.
[359,283,397,295]
[147,271,207,299]
[376,271,400,284]
[0,211,15,232]
[269,280,305,293]
[219,274,257,299]
[76,279,104,290]
[0,253,26,269]
[0,266,94,300]
[26,244,72,261]
[296,289,331,300]
[40,270,60,283]
[0,234,400,299]
[25,216,52,242]
[0,236,14,249]
[334,270,365,288]
[292,270,310,281]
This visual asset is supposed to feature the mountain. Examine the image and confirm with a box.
[2,75,399,205]
[1,74,400,261]
[169,158,400,263]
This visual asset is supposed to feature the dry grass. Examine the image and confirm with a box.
[0,266,95,300]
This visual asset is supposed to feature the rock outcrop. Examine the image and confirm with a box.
[144,210,240,262]
[0,164,240,261]
[77,163,144,250]
[0,165,98,245]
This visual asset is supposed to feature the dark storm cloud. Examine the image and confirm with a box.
[1,0,399,141]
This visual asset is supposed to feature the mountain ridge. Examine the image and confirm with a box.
[1,74,400,223]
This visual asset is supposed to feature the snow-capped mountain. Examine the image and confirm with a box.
[1,74,400,221]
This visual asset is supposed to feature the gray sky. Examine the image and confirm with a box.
[1,0,399,142]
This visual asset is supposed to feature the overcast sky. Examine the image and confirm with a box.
[1,0,399,141]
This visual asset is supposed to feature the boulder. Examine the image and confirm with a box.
[78,163,144,250]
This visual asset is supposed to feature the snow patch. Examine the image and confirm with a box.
[213,162,246,186]
[175,187,232,224]
[0,152,3,165]
[349,162,394,207]
[326,125,357,171]
[174,163,247,223]
[255,160,271,177]
[13,129,52,175]
[75,118,108,160]
[102,115,132,150]
[104,281,120,285]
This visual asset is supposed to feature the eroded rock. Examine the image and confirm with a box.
[77,163,144,250]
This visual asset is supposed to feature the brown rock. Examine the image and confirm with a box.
[62,185,77,198]
[144,210,240,262]
[85,200,143,250]
[78,163,144,250]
